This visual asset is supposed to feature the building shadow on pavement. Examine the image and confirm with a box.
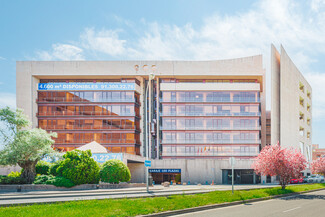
[279,194,325,201]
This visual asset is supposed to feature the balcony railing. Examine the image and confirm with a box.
[160,98,260,103]
[37,97,136,103]
[160,112,261,117]
[39,125,138,131]
[54,139,139,145]
[160,126,261,131]
[37,111,138,117]
[161,139,261,144]
[161,152,259,157]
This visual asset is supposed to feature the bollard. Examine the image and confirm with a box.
[17,185,22,192]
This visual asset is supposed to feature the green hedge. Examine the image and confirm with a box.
[100,159,131,184]
[0,175,26,184]
[36,161,51,175]
[49,162,60,176]
[57,150,100,185]
[33,175,74,188]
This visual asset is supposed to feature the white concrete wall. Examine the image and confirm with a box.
[271,45,312,164]
[128,163,145,183]
[0,165,21,175]
[151,159,256,184]
[271,44,281,145]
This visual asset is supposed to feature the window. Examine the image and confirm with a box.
[299,127,304,136]
[307,104,311,112]
[307,90,311,99]
[307,118,311,126]
[299,142,304,154]
[307,132,311,139]
[299,96,304,107]
[299,82,304,92]
[299,112,304,121]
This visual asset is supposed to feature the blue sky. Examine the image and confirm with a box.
[0,0,325,147]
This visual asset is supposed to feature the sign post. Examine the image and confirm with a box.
[229,157,236,194]
[145,160,151,192]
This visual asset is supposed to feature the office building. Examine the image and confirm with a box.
[16,44,311,184]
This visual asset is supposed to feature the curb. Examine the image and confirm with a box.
[140,188,325,217]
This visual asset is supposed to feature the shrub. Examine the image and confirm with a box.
[36,161,51,175]
[57,150,100,185]
[49,162,60,176]
[33,175,54,184]
[46,176,74,188]
[33,175,75,188]
[0,176,26,184]
[100,159,131,184]
[8,171,21,178]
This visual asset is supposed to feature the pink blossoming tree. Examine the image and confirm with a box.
[252,143,307,189]
[311,157,325,176]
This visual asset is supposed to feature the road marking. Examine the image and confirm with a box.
[283,206,301,213]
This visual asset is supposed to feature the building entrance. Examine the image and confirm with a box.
[222,169,260,184]
[149,169,181,184]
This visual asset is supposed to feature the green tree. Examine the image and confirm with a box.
[0,107,57,183]
[100,159,131,184]
[57,150,100,185]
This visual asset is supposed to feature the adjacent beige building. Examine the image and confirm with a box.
[271,45,312,165]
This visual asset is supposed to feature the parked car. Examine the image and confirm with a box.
[307,175,324,183]
[303,176,308,183]
[290,178,303,184]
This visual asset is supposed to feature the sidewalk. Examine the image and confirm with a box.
[0,184,280,206]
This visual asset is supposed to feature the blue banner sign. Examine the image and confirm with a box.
[42,153,123,163]
[148,169,181,173]
[92,153,123,163]
[38,83,135,91]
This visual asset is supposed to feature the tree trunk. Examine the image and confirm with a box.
[280,178,286,190]
[19,160,38,184]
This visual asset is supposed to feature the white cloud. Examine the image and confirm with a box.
[311,0,325,11]
[36,44,84,61]
[0,56,6,61]
[0,93,16,109]
[80,28,126,56]
[305,72,325,120]
[33,0,325,119]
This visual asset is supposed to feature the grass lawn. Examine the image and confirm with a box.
[0,183,324,217]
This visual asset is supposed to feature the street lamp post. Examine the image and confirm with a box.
[145,70,155,192]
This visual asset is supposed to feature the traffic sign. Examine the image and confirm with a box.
[144,160,151,167]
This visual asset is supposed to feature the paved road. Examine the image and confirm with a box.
[174,189,325,217]
[0,184,279,206]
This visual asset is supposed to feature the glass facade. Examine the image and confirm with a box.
[36,78,261,158]
[161,91,260,102]
[37,79,141,155]
[161,104,260,116]
[160,89,261,158]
